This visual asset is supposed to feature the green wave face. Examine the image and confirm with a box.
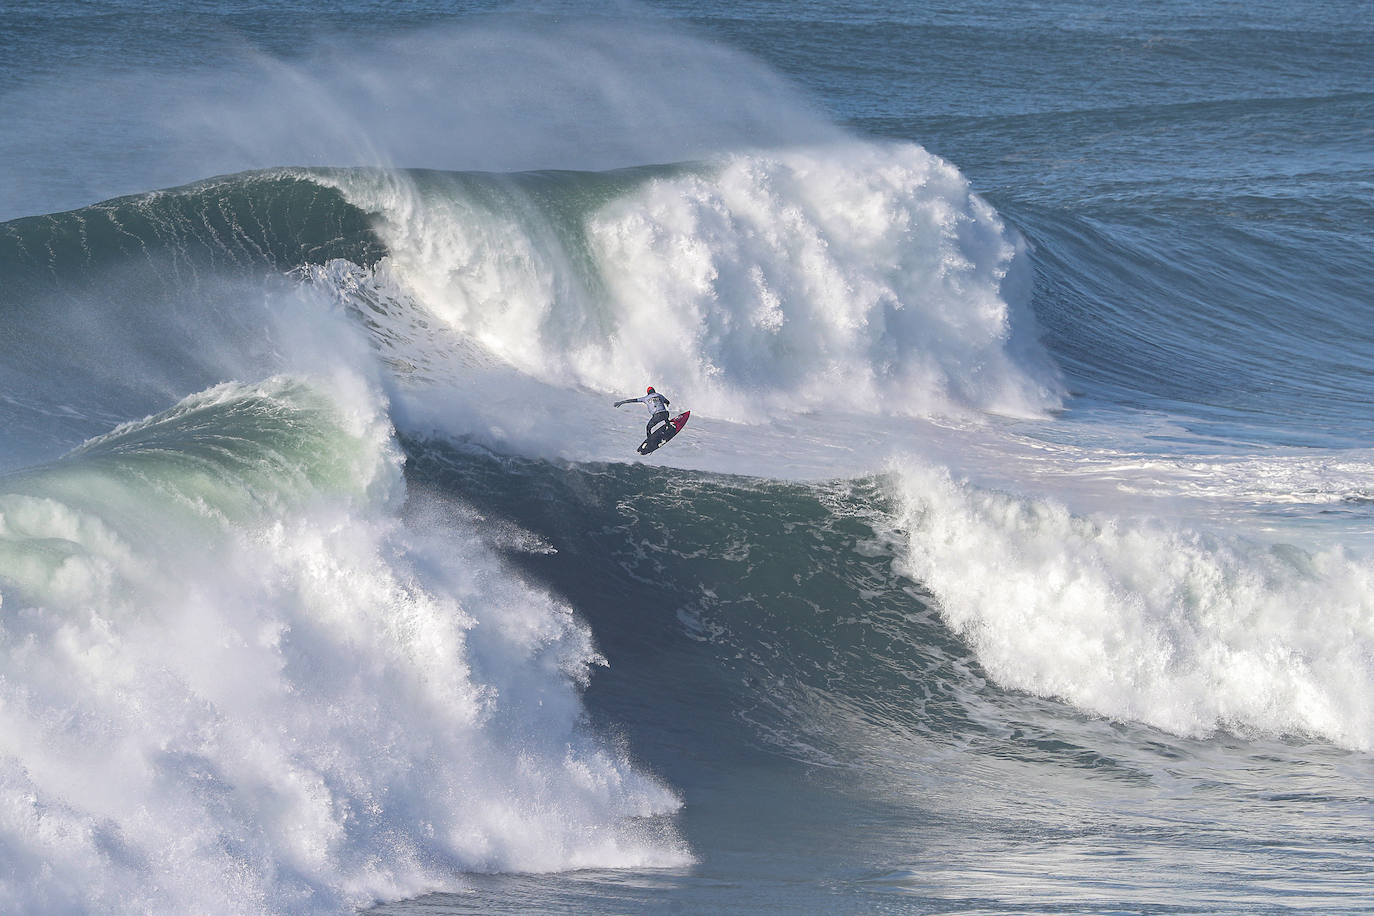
[0,376,401,607]
[0,170,396,467]
[0,170,385,306]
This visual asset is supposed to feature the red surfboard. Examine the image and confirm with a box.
[638,411,690,455]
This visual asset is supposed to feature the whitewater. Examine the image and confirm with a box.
[2,1,1373,913]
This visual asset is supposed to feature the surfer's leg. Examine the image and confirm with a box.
[647,410,669,437]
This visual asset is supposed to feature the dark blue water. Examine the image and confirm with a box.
[2,2,1373,913]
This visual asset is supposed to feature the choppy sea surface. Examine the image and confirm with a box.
[2,1,1373,912]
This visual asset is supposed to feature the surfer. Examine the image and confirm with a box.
[616,387,692,456]
[615,386,673,438]
[616,386,673,438]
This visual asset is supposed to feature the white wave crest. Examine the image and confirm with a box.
[890,462,1374,750]
[585,144,1061,419]
[328,142,1063,424]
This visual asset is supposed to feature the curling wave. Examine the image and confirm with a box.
[0,376,688,914]
[320,142,1064,423]
[889,461,1374,750]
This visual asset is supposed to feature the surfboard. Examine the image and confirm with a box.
[637,411,690,455]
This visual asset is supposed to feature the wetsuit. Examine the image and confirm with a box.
[616,392,672,438]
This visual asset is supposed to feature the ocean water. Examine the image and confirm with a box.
[2,1,1373,912]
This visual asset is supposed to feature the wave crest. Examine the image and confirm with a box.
[328,144,1063,422]
[891,462,1374,750]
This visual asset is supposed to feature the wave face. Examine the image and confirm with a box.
[1017,167,1374,446]
[398,445,1374,913]
[0,171,383,300]
[0,172,385,469]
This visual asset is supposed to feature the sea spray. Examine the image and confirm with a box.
[0,378,688,914]
[0,18,837,221]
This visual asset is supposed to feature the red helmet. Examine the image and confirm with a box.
[646,386,655,394]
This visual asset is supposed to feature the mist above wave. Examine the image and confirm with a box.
[0,13,838,221]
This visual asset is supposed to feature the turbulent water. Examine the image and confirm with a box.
[2,1,1373,913]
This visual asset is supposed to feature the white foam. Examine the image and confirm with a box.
[324,142,1062,436]
[583,144,1062,420]
[0,376,689,914]
[889,460,1374,750]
